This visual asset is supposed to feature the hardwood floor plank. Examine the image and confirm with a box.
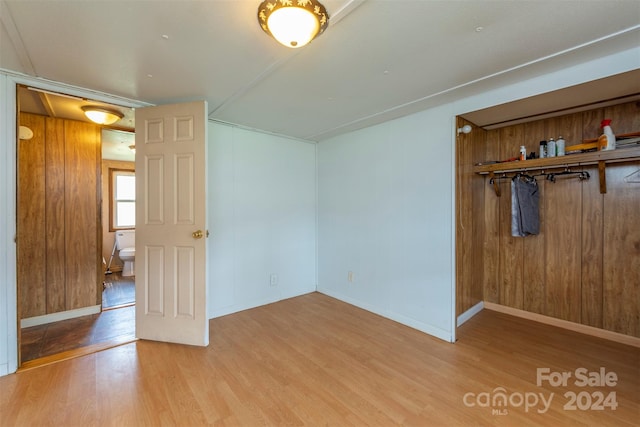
[2,293,638,426]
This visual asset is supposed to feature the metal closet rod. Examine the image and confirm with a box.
[489,168,590,185]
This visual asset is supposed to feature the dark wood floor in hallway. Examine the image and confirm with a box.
[20,305,135,363]
[20,273,135,363]
[3,292,638,426]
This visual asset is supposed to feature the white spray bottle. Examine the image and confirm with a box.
[598,119,616,151]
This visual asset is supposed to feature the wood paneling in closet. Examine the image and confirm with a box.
[497,125,524,309]
[481,130,500,304]
[522,121,546,315]
[17,113,101,319]
[543,168,582,323]
[470,125,486,310]
[455,118,483,315]
[543,114,583,323]
[580,163,603,329]
[601,102,640,336]
[603,163,640,337]
[456,100,640,338]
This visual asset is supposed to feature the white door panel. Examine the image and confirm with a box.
[135,101,208,346]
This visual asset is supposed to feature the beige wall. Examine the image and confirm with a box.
[101,159,135,273]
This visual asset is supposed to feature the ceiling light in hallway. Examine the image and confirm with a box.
[82,106,124,125]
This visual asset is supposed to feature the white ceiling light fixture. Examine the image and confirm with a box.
[258,0,329,48]
[81,106,124,125]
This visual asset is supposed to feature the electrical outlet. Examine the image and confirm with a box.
[347,271,354,283]
[270,273,278,286]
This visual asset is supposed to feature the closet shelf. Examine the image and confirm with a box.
[474,145,640,195]
[473,145,640,174]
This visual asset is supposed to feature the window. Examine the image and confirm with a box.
[109,169,135,231]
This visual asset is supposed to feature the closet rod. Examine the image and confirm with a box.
[487,169,590,197]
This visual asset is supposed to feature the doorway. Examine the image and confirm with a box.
[101,131,136,310]
[16,85,136,366]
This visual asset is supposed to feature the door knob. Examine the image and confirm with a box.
[192,230,204,239]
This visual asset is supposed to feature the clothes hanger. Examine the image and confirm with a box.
[624,168,640,183]
[546,167,590,183]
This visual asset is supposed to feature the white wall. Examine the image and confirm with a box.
[317,106,456,341]
[0,73,18,375]
[207,123,317,318]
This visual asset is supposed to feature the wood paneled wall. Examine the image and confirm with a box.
[17,113,102,319]
[456,100,640,338]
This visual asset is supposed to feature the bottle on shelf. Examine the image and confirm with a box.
[547,138,556,158]
[519,145,527,161]
[556,136,565,156]
[598,119,616,151]
[539,140,547,158]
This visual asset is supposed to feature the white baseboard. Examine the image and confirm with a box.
[209,290,315,319]
[484,302,640,348]
[457,301,484,327]
[21,305,101,328]
[317,288,453,343]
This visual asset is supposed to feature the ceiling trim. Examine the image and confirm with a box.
[208,54,299,118]
[328,0,366,26]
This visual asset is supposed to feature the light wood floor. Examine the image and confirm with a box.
[1,293,638,426]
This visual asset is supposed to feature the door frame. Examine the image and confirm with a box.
[1,71,151,373]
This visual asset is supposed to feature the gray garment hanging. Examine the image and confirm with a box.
[511,174,540,237]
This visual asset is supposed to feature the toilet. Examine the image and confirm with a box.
[115,230,135,277]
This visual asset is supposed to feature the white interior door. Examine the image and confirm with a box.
[135,101,208,346]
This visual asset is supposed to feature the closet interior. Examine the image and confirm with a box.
[456,99,640,339]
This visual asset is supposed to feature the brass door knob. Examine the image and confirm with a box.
[192,230,204,239]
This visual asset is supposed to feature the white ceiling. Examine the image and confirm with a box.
[2,0,640,142]
[102,128,136,162]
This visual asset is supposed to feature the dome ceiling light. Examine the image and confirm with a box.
[258,0,329,48]
[81,106,124,125]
